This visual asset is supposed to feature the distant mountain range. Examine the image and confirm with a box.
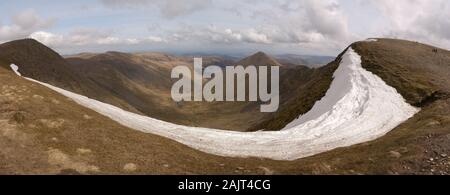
[0,39,337,131]
[275,54,335,68]
[179,52,334,68]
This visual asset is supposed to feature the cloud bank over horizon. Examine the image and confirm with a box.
[1,0,449,56]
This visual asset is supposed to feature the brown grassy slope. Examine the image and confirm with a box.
[0,38,450,174]
[0,39,142,114]
[0,39,337,131]
[0,39,264,130]
[0,64,273,174]
[352,38,450,105]
[65,51,268,131]
[0,63,337,175]
[65,49,336,131]
[65,52,182,122]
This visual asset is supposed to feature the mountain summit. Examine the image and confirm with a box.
[0,39,82,91]
[235,51,283,67]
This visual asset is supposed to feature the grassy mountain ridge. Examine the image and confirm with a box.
[1,39,334,131]
[0,38,449,174]
[352,38,450,105]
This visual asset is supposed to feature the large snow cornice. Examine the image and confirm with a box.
[9,43,419,160]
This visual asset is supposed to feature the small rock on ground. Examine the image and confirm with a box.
[124,163,138,172]
[389,151,402,158]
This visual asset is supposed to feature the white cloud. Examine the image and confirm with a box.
[28,28,168,50]
[12,9,55,30]
[159,0,353,53]
[164,25,272,45]
[4,1,450,55]
[126,38,140,44]
[370,0,450,48]
[100,0,212,19]
[241,29,271,44]
[304,0,350,40]
[67,28,113,46]
[247,0,353,51]
[96,36,121,45]
[0,9,55,42]
[145,36,166,43]
[29,31,64,46]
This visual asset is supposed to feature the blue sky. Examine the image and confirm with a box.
[1,0,449,56]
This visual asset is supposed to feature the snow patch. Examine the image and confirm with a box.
[10,64,21,76]
[364,38,378,42]
[9,49,419,160]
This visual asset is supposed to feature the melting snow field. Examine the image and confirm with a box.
[10,48,419,160]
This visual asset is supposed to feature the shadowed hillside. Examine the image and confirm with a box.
[0,39,81,91]
[0,38,449,174]
[1,39,338,131]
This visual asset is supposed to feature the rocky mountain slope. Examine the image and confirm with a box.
[65,50,268,130]
[0,38,449,174]
[1,39,335,131]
